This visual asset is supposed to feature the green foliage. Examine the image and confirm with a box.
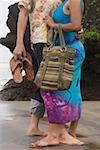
[82,31,100,55]
[84,31,100,41]
[81,30,100,44]
[83,0,100,30]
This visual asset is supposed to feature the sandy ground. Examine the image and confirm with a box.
[0,101,100,150]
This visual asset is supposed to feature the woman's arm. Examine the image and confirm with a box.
[61,0,82,31]
[45,0,82,32]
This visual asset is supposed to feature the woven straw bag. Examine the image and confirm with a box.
[34,25,75,91]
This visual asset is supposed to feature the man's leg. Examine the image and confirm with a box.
[27,98,46,136]
[27,43,47,136]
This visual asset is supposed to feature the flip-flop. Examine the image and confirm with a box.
[23,52,34,81]
[10,57,23,83]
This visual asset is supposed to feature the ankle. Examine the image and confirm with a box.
[69,130,76,138]
[48,132,59,140]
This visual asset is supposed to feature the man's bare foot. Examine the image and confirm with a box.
[31,135,60,148]
[60,128,84,145]
[27,128,47,136]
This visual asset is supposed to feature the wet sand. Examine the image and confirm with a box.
[0,101,100,150]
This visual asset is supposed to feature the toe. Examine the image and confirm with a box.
[31,143,39,148]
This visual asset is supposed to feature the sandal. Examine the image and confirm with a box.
[10,57,23,83]
[23,52,34,81]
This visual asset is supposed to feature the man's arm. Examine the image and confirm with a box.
[13,6,28,60]
[16,7,28,45]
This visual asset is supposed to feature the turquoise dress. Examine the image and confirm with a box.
[41,0,85,124]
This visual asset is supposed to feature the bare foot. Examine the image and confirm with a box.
[60,128,84,145]
[27,128,47,136]
[31,135,59,148]
[68,130,77,138]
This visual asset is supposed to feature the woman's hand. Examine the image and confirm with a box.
[45,16,58,28]
[13,43,26,61]
[76,28,84,40]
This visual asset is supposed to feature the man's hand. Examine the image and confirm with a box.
[13,43,26,60]
[76,28,84,40]
[13,6,28,61]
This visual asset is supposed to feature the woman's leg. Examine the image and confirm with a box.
[31,123,83,147]
[68,120,79,138]
[31,124,63,147]
[59,126,84,145]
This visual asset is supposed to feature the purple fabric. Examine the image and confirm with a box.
[41,92,81,124]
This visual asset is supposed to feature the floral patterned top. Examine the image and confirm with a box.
[18,0,61,44]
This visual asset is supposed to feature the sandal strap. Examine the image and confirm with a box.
[11,60,22,74]
[22,57,32,67]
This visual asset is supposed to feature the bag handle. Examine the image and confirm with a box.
[51,24,66,48]
[58,24,66,48]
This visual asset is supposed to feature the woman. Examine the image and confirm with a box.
[31,0,88,147]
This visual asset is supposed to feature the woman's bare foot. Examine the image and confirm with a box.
[60,128,84,145]
[27,127,47,136]
[31,135,60,148]
[68,130,77,138]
